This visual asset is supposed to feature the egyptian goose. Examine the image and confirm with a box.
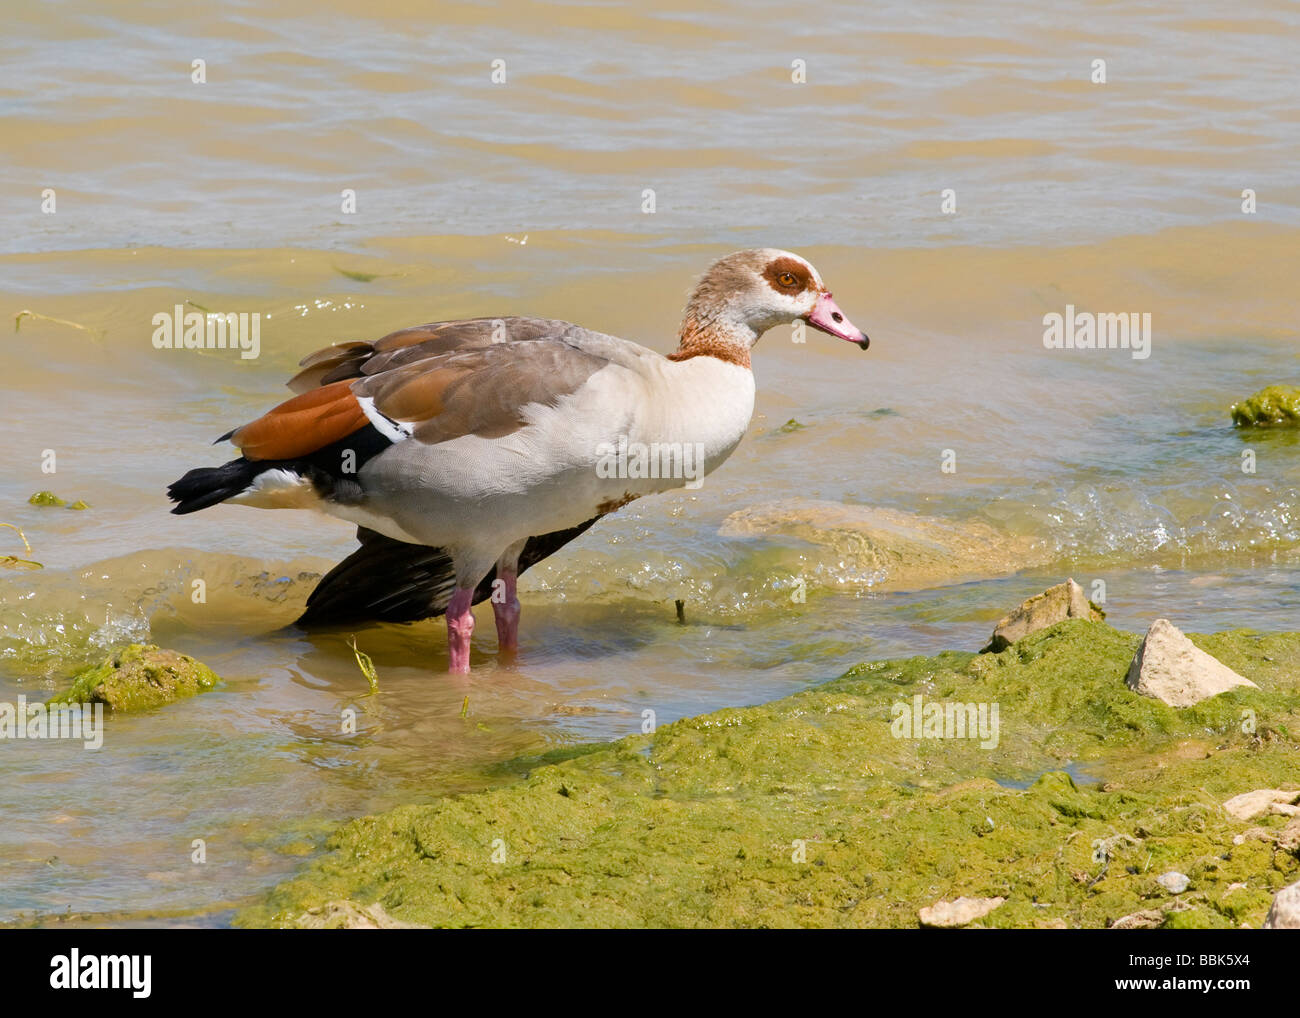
[168,249,869,672]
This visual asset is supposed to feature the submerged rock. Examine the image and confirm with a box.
[52,644,220,712]
[982,578,1103,653]
[1156,871,1190,894]
[1230,384,1300,427]
[1222,789,1300,822]
[1263,880,1300,929]
[1126,619,1257,707]
[918,896,1005,928]
[718,499,1053,591]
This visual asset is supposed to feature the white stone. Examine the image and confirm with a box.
[1126,619,1257,707]
[1222,789,1300,821]
[296,900,422,929]
[1110,909,1164,930]
[1263,880,1300,930]
[918,895,1005,928]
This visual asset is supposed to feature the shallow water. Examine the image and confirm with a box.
[1,0,1298,925]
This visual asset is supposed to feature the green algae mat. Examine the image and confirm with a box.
[244,620,1300,928]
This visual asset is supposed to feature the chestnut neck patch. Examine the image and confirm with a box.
[669,314,752,368]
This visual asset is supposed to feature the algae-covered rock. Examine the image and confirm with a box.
[1231,385,1300,427]
[918,896,1005,928]
[1127,619,1258,707]
[27,492,90,510]
[52,644,220,711]
[982,578,1103,653]
[243,619,1300,930]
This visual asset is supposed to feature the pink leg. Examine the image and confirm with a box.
[446,587,475,674]
[492,565,520,656]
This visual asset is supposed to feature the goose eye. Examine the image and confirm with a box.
[778,272,797,287]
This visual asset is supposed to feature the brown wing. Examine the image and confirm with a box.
[227,379,369,461]
[227,318,611,461]
[353,341,609,445]
[286,317,585,393]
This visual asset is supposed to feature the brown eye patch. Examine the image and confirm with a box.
[762,256,813,294]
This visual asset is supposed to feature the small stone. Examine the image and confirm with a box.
[1156,871,1190,894]
[1126,619,1258,707]
[918,895,1005,928]
[1222,789,1300,821]
[1110,909,1164,930]
[1277,818,1300,854]
[1263,880,1300,930]
[297,900,423,929]
[982,578,1103,653]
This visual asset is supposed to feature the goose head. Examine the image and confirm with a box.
[672,248,869,366]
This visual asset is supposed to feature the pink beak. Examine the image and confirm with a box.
[805,292,869,350]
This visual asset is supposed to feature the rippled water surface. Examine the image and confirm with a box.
[1,0,1297,924]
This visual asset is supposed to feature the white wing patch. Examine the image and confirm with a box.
[357,395,414,443]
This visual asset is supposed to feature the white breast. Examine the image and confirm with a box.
[631,355,757,472]
[347,355,755,556]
